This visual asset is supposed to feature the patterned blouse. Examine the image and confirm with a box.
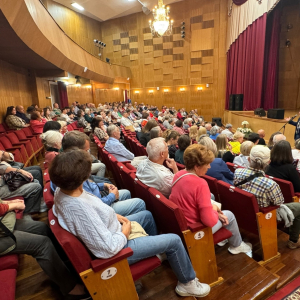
[5,115,27,130]
[94,127,108,141]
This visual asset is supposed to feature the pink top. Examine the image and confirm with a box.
[30,119,47,134]
[173,126,185,135]
[169,170,219,227]
[44,151,59,169]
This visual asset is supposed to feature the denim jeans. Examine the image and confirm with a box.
[124,211,196,284]
[212,210,242,247]
[111,190,146,216]
[24,166,44,188]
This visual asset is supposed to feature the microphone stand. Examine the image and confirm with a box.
[279,115,297,135]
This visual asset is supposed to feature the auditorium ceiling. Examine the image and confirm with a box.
[53,0,183,21]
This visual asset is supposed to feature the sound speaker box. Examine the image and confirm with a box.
[229,94,235,111]
[267,109,285,119]
[212,118,222,127]
[254,108,266,117]
[235,94,244,111]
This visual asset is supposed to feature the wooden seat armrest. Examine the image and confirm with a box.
[259,206,279,214]
[6,146,21,151]
[188,222,206,232]
[91,248,133,273]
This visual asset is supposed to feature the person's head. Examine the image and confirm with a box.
[85,108,91,115]
[16,105,24,114]
[142,112,149,119]
[225,124,233,132]
[62,107,68,114]
[62,131,90,152]
[142,119,158,133]
[247,133,260,145]
[257,129,265,138]
[198,136,217,156]
[150,126,162,139]
[43,121,61,133]
[295,139,300,150]
[175,120,183,128]
[31,111,41,120]
[233,131,244,143]
[178,135,191,151]
[169,118,175,125]
[40,130,63,150]
[249,145,270,170]
[107,124,120,140]
[163,130,180,145]
[215,134,228,151]
[146,137,168,163]
[49,150,92,191]
[210,126,220,136]
[270,140,293,165]
[5,106,15,117]
[267,131,282,148]
[122,111,129,118]
[32,104,38,109]
[27,106,36,114]
[77,109,84,118]
[43,107,50,117]
[57,121,67,134]
[184,144,215,176]
[54,103,59,109]
[36,108,44,117]
[197,127,207,141]
[205,123,212,131]
[240,141,254,156]
[91,118,103,132]
[273,134,286,145]
[189,125,198,140]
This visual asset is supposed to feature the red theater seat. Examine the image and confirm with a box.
[0,269,17,300]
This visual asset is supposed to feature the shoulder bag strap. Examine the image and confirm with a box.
[172,173,198,188]
[0,216,16,242]
[235,172,264,187]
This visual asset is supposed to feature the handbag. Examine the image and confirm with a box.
[0,211,17,255]
[3,170,31,192]
[8,161,24,169]
[128,221,148,240]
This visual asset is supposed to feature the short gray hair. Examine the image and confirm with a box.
[146,137,167,160]
[210,126,220,136]
[107,124,118,137]
[150,126,161,139]
[198,136,217,156]
[273,134,286,144]
[40,130,63,148]
[240,141,254,156]
[225,124,232,129]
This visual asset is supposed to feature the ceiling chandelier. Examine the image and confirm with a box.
[149,0,173,37]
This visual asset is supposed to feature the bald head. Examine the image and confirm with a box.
[257,129,265,138]
[16,105,24,113]
[273,134,286,144]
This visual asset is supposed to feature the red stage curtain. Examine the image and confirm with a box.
[57,81,69,108]
[233,0,248,5]
[262,8,281,110]
[226,14,267,110]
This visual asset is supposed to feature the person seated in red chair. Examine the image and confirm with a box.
[4,106,30,130]
[30,111,47,134]
[50,150,211,298]
[0,199,89,300]
[169,144,252,255]
[234,145,300,249]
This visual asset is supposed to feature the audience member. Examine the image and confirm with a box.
[215,134,235,163]
[30,111,47,134]
[273,133,286,146]
[16,105,30,123]
[26,106,36,119]
[105,125,134,162]
[197,127,208,141]
[173,120,185,135]
[229,131,244,154]
[52,103,61,116]
[163,130,180,159]
[198,136,234,184]
[292,139,300,169]
[175,135,191,165]
[247,133,260,145]
[189,125,198,142]
[77,109,89,128]
[91,118,109,141]
[43,121,61,133]
[150,126,162,140]
[43,107,52,121]
[57,120,68,135]
[205,123,212,135]
[222,124,234,140]
[170,144,252,255]
[136,137,178,197]
[257,129,266,145]
[266,140,300,193]
[234,146,300,249]
[233,141,254,168]
[139,119,158,146]
[209,126,220,141]
[5,106,29,130]
[84,108,93,123]
[60,107,72,123]
[51,150,211,298]
[267,131,282,149]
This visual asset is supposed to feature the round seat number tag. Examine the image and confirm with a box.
[194,231,205,240]
[101,267,117,280]
[265,213,272,220]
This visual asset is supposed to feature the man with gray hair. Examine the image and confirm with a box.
[136,137,178,197]
[104,125,134,162]
[222,124,234,140]
[273,133,286,145]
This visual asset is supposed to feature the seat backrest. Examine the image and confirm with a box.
[44,182,54,209]
[132,174,152,210]
[125,163,137,172]
[48,209,92,274]
[147,187,188,237]
[0,124,6,134]
[266,175,295,203]
[21,127,33,137]
[137,144,147,156]
[118,163,136,197]
[226,162,244,173]
[67,124,73,132]
[176,163,185,170]
[102,150,112,171]
[201,175,219,200]
[108,154,124,189]
[43,169,50,183]
[217,181,259,235]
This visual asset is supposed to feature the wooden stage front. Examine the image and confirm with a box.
[224,110,297,144]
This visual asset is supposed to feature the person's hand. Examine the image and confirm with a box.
[218,212,229,226]
[116,214,130,224]
[121,220,131,239]
[25,124,30,127]
[226,143,232,151]
[165,158,178,172]
[212,204,219,211]
[109,185,119,199]
[8,199,25,211]
[285,117,291,122]
[19,170,33,181]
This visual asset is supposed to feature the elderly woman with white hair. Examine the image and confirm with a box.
[209,126,221,141]
[40,130,63,169]
[150,126,162,140]
[233,141,254,168]
[84,108,93,123]
[198,136,234,184]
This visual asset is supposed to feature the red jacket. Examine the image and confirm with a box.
[30,119,47,134]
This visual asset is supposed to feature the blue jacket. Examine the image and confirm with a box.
[206,158,234,185]
[289,118,300,140]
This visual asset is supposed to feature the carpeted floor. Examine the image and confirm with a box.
[268,276,300,299]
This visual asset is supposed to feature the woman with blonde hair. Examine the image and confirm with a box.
[215,134,235,163]
[163,129,180,159]
[229,131,244,154]
[198,136,234,184]
[196,127,207,142]
[233,141,254,167]
[189,125,198,143]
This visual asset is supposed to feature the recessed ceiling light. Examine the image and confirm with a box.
[71,3,84,10]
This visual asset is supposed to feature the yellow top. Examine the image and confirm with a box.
[229,141,241,154]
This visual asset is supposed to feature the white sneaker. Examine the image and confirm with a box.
[39,200,48,213]
[228,241,252,255]
[217,239,228,247]
[156,252,167,263]
[175,278,210,297]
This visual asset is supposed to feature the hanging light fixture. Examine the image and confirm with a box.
[149,0,173,37]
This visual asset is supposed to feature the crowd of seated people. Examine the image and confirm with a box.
[4,100,300,299]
